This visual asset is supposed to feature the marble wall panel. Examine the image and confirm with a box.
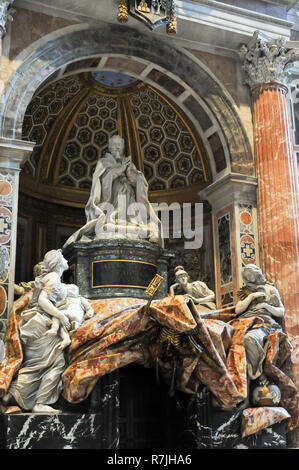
[64,57,101,74]
[104,57,147,76]
[208,133,227,173]
[217,213,232,286]
[182,95,213,132]
[186,49,239,105]
[9,7,79,60]
[146,68,186,98]
[213,205,237,308]
[0,171,13,320]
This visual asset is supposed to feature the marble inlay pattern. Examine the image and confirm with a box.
[1,413,114,449]
[238,203,256,267]
[0,171,13,319]
[217,213,232,286]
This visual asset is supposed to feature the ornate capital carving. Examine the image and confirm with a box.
[0,1,14,38]
[239,31,299,89]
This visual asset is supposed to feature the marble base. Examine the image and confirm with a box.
[210,410,287,449]
[184,388,287,449]
[0,412,114,449]
[63,238,174,300]
[0,371,120,449]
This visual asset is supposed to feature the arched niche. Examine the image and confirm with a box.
[0,23,253,179]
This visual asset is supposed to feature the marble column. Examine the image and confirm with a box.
[199,174,259,308]
[240,33,299,445]
[0,138,34,339]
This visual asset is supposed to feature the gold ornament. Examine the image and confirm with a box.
[118,0,129,24]
[137,0,151,13]
[144,274,163,315]
[166,1,177,35]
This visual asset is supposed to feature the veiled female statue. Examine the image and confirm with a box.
[63,135,163,248]
[235,264,284,380]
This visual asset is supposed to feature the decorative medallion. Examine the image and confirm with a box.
[118,0,177,34]
[0,285,7,316]
[240,234,256,265]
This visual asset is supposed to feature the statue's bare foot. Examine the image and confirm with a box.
[58,338,71,350]
[32,404,62,414]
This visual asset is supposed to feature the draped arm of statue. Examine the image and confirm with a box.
[63,134,163,248]
[169,266,216,310]
[2,249,71,414]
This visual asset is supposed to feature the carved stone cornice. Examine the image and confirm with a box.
[0,1,14,38]
[239,30,299,88]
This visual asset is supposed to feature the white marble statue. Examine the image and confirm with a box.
[235,264,284,382]
[169,265,216,309]
[2,249,71,414]
[63,134,163,248]
[47,283,94,349]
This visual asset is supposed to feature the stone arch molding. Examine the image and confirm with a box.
[0,22,253,177]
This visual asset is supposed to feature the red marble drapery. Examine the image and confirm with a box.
[1,293,298,437]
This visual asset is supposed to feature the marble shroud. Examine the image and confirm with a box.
[0,293,298,436]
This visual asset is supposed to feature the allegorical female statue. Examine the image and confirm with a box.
[2,250,70,414]
[169,266,216,309]
[234,264,285,381]
[63,135,163,248]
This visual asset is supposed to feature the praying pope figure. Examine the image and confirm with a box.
[63,135,163,248]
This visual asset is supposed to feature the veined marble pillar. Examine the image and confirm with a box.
[199,174,259,308]
[240,33,299,445]
[251,82,299,317]
[0,138,34,337]
[240,34,299,341]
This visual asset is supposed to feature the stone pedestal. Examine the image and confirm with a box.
[63,238,174,300]
[0,371,120,449]
[0,413,107,449]
[211,411,287,449]
[185,388,287,449]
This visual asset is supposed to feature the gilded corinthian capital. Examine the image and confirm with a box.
[0,0,14,38]
[239,31,299,88]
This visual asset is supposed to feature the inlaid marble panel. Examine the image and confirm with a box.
[0,171,13,319]
[238,203,257,267]
[217,213,232,286]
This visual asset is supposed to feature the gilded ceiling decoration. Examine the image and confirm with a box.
[118,0,177,34]
[21,72,210,207]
